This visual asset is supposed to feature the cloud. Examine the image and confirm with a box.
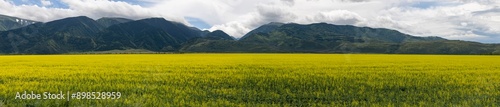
[210,3,298,37]
[41,0,52,6]
[205,0,500,42]
[60,0,156,19]
[209,0,388,37]
[0,0,75,22]
[0,0,188,24]
[281,0,295,6]
[254,5,297,26]
[185,17,211,30]
[362,1,500,43]
[303,10,366,25]
[339,0,370,2]
[210,22,252,39]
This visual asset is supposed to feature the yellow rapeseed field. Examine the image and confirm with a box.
[0,54,499,106]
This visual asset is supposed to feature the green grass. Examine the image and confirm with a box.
[0,54,499,106]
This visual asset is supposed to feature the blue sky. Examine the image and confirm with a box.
[184,17,212,30]
[1,0,499,43]
[11,0,146,8]
[11,0,67,8]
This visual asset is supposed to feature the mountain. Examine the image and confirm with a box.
[0,15,499,54]
[179,30,236,52]
[241,22,423,53]
[43,16,105,37]
[201,30,234,40]
[139,18,201,41]
[182,22,500,54]
[0,15,234,54]
[97,17,134,28]
[95,18,202,51]
[240,22,283,40]
[0,16,104,54]
[242,22,445,43]
[0,15,38,31]
[190,22,448,53]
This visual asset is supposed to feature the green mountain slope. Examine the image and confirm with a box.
[0,16,233,54]
[240,22,284,40]
[97,17,134,28]
[183,22,499,54]
[140,18,201,42]
[0,16,103,54]
[96,18,194,51]
[95,18,231,52]
[202,30,234,40]
[180,30,236,52]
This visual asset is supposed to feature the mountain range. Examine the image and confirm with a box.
[0,14,499,54]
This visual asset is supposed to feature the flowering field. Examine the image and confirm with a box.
[0,54,499,106]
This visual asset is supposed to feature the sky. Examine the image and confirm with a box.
[1,0,499,43]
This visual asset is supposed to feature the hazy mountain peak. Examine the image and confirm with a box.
[0,14,39,31]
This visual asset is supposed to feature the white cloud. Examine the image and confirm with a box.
[210,22,252,39]
[0,0,75,22]
[362,1,500,43]
[211,0,392,37]
[281,0,295,6]
[0,0,189,24]
[41,0,52,6]
[303,10,366,25]
[60,0,158,19]
[209,4,299,37]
